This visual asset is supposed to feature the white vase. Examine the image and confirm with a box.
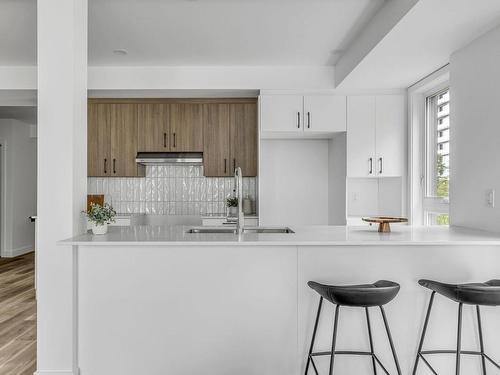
[227,207,238,217]
[91,223,108,235]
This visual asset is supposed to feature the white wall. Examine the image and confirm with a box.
[259,139,330,226]
[0,119,36,257]
[450,24,500,232]
[328,134,347,225]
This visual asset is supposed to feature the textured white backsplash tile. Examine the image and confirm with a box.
[88,165,257,215]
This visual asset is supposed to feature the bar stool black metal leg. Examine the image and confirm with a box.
[379,306,402,375]
[305,297,323,375]
[329,305,340,375]
[365,307,378,375]
[476,305,487,375]
[412,291,436,375]
[456,303,463,375]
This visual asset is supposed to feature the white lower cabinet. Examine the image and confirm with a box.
[347,94,405,177]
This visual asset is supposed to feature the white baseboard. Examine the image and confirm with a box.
[34,370,77,375]
[2,244,33,258]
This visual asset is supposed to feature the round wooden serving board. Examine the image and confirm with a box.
[362,216,408,233]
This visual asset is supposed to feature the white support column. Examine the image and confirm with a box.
[37,0,87,374]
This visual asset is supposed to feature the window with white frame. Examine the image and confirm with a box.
[424,88,450,225]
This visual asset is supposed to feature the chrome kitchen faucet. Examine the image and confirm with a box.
[234,167,244,235]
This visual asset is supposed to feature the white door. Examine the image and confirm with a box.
[260,95,303,133]
[347,96,376,177]
[303,95,346,132]
[375,95,405,177]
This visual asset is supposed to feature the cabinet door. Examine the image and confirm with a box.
[260,95,303,132]
[375,95,405,177]
[138,103,169,152]
[170,103,203,152]
[303,95,346,132]
[110,104,142,177]
[203,104,231,177]
[347,96,376,177]
[88,103,111,177]
[230,103,258,177]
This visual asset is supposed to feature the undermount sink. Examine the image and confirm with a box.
[186,227,295,234]
[243,227,295,234]
[186,227,236,234]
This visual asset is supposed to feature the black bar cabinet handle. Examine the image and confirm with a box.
[173,133,176,148]
[224,159,227,174]
[297,112,301,129]
[369,158,373,175]
[379,157,383,174]
[113,158,116,174]
[307,112,311,128]
[163,133,167,148]
[233,159,236,173]
[104,158,107,174]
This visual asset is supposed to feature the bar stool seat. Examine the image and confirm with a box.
[413,278,500,375]
[308,280,400,307]
[419,279,500,306]
[305,280,402,375]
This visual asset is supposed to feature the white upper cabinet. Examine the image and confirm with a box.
[303,95,346,133]
[347,94,405,177]
[260,93,346,135]
[260,95,303,133]
[375,95,405,177]
[347,96,376,177]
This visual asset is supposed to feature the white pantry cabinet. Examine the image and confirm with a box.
[347,96,376,177]
[375,95,405,177]
[347,95,405,177]
[260,94,346,134]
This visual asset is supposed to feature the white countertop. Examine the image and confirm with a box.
[60,225,500,246]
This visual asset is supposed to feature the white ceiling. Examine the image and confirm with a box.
[89,0,385,66]
[0,0,385,66]
[338,0,500,89]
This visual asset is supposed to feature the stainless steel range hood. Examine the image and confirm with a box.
[136,152,203,165]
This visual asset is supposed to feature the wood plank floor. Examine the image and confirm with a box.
[0,253,36,375]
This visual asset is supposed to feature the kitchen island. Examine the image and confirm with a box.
[62,225,500,375]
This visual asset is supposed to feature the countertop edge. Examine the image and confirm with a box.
[58,240,500,246]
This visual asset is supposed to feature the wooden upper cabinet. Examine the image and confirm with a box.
[88,99,257,178]
[169,103,203,152]
[88,101,144,177]
[88,103,111,177]
[230,103,258,177]
[203,101,258,177]
[109,103,143,177]
[203,104,231,177]
[138,104,169,152]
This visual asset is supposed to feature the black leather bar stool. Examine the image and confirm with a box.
[305,280,402,375]
[413,279,500,375]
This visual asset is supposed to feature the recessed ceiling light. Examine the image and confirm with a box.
[113,49,128,56]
